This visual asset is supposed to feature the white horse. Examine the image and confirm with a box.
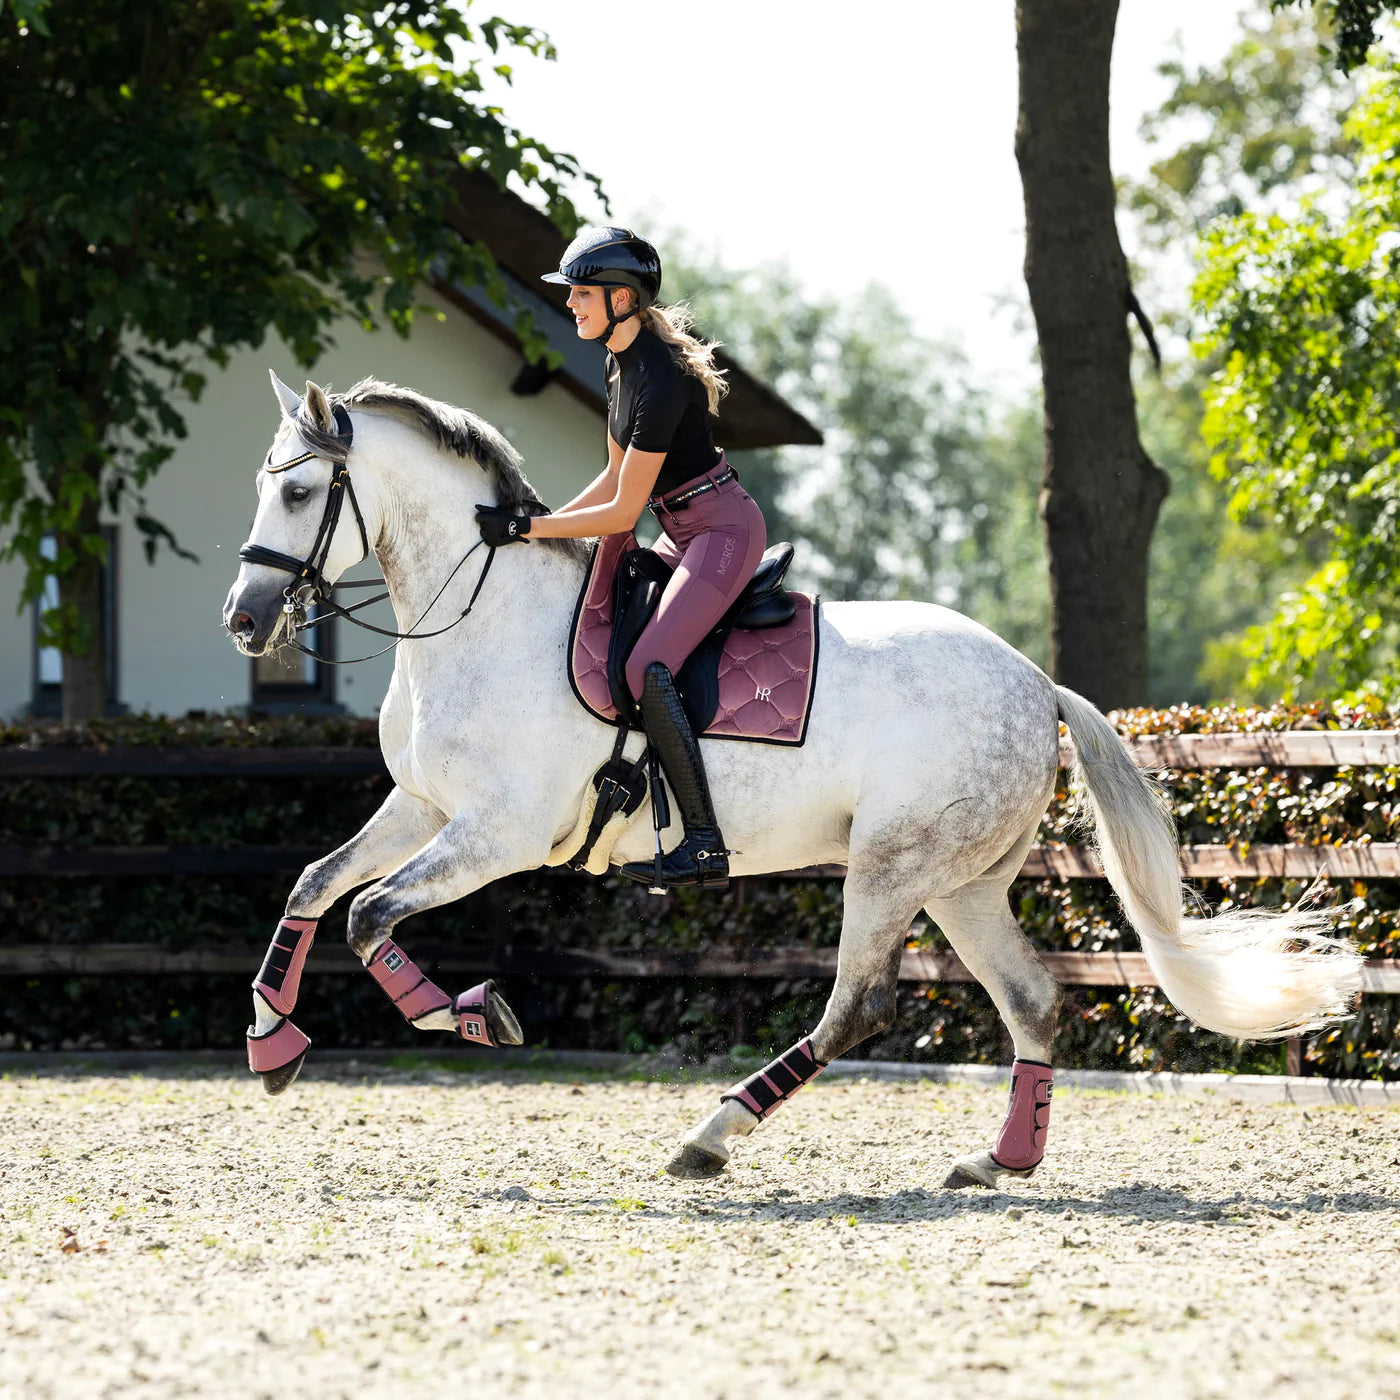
[224,372,1362,1187]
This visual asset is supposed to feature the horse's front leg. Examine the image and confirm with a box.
[667,870,913,1179]
[344,818,531,1049]
[248,787,446,1094]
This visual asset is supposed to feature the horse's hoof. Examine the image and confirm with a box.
[943,1164,989,1190]
[943,1153,999,1190]
[943,1151,1038,1189]
[483,981,524,1047]
[258,1050,307,1097]
[666,1143,728,1179]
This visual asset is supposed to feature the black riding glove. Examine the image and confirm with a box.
[475,504,533,547]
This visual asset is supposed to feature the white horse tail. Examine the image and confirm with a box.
[1054,685,1363,1039]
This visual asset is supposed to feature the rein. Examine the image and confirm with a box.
[237,404,506,666]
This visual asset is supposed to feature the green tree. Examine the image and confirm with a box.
[1192,62,1400,698]
[1135,367,1322,703]
[1127,8,1356,263]
[1277,0,1400,72]
[1118,5,1354,703]
[0,0,593,718]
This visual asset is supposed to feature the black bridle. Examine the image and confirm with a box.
[237,405,499,665]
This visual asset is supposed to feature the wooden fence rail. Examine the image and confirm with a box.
[6,942,1398,993]
[3,729,1399,779]
[5,729,1399,1080]
[5,842,1400,880]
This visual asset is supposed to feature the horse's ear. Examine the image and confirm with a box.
[305,380,334,433]
[269,370,302,420]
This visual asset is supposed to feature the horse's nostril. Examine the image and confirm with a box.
[231,611,254,636]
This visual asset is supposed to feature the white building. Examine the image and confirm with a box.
[0,173,819,720]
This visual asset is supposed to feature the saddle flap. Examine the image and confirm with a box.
[606,547,674,725]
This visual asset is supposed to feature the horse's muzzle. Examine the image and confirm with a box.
[223,578,287,656]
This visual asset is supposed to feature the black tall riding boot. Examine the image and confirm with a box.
[619,662,730,891]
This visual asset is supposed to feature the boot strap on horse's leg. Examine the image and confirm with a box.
[368,939,453,1022]
[252,916,318,1016]
[721,1037,826,1120]
[989,1058,1053,1172]
[367,940,498,1046]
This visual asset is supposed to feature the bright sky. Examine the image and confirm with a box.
[478,0,1258,398]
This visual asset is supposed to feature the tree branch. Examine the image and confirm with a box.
[1126,285,1162,372]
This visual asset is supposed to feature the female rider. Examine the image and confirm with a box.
[475,226,766,890]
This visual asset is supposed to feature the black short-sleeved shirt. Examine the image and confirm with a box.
[606,326,721,497]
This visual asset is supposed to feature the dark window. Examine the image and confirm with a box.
[250,607,339,712]
[32,527,119,717]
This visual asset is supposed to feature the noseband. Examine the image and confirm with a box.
[237,402,506,665]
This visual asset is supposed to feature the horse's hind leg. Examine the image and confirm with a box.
[667,870,915,1179]
[248,787,445,1094]
[926,876,1062,1189]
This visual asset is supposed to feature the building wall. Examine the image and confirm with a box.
[0,285,604,720]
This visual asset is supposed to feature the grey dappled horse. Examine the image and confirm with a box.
[223,374,1362,1188]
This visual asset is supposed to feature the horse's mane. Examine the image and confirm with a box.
[294,377,588,563]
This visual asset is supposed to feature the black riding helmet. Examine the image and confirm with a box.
[542,226,662,341]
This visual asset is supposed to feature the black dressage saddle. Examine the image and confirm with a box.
[607,541,797,732]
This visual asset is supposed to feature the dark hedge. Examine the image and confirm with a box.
[2,703,1397,1077]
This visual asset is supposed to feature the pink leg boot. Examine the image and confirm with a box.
[989,1059,1054,1173]
[247,917,318,1093]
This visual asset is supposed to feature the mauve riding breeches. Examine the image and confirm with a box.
[624,457,767,701]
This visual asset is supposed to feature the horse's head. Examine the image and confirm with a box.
[222,372,371,656]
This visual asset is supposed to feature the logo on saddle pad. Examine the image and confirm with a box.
[755,685,772,702]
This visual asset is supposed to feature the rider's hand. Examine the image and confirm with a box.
[475,504,533,547]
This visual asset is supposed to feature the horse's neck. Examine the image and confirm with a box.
[372,465,583,682]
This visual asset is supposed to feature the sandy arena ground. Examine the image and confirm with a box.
[0,1059,1397,1400]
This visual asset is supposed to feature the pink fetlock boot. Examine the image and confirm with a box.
[247,917,318,1090]
[989,1059,1053,1173]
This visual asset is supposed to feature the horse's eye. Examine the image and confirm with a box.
[284,483,312,505]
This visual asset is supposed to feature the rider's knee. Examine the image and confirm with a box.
[624,652,654,703]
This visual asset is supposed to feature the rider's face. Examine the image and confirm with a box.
[566,284,632,341]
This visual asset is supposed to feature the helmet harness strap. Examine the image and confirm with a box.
[596,284,640,344]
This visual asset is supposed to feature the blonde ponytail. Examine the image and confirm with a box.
[640,303,729,415]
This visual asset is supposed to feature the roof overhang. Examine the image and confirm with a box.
[442,168,823,451]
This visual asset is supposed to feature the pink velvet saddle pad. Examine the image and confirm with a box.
[567,532,820,746]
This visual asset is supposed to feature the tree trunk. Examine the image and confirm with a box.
[57,487,108,722]
[1015,0,1169,709]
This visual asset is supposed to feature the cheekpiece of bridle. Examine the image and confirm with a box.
[239,405,369,610]
[237,402,504,665]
